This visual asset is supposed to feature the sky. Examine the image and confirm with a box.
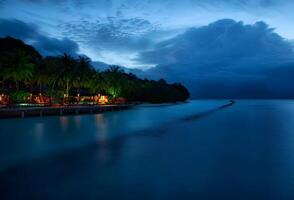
[1,0,294,98]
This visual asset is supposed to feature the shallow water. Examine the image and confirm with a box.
[1,100,294,200]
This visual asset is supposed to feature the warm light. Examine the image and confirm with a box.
[98,95,109,104]
[77,93,80,97]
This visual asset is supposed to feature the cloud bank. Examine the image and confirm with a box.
[0,18,79,56]
[143,19,294,98]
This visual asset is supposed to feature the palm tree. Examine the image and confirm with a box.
[49,54,76,97]
[101,66,126,98]
[62,54,74,97]
[0,65,4,91]
[73,56,94,96]
[42,57,61,92]
[30,59,48,94]
[107,65,124,73]
[87,72,104,95]
[2,51,35,91]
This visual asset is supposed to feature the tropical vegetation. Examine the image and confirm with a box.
[0,37,190,104]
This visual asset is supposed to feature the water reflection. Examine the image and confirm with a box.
[74,116,81,128]
[94,114,110,161]
[1,101,294,199]
[59,116,69,132]
[34,122,44,144]
[95,114,108,141]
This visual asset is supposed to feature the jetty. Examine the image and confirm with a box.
[0,104,133,119]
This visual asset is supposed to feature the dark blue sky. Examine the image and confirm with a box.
[1,0,294,97]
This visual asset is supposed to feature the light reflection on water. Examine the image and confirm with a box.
[73,116,81,128]
[1,100,294,199]
[94,114,110,161]
[59,116,69,132]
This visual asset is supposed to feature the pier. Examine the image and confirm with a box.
[0,104,133,119]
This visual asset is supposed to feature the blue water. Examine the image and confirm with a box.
[0,100,294,200]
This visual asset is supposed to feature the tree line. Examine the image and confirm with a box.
[0,37,190,104]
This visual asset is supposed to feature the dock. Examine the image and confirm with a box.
[0,104,133,119]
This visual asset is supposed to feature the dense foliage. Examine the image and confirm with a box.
[0,37,189,104]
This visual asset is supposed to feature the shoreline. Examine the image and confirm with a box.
[0,104,133,119]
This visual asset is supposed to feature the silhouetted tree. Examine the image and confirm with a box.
[2,51,34,90]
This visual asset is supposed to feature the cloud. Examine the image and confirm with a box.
[0,18,79,56]
[58,15,169,67]
[6,0,282,8]
[33,36,79,56]
[142,19,294,98]
[2,0,294,66]
[0,19,39,39]
[60,16,158,52]
[140,19,293,65]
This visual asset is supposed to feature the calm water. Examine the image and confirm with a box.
[1,100,294,200]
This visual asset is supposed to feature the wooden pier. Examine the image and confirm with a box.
[0,104,133,119]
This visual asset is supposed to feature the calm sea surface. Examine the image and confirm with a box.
[1,100,294,200]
